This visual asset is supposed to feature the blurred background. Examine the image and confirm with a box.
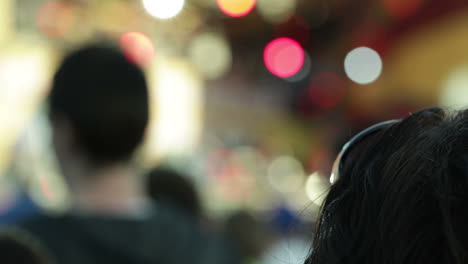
[0,0,467,261]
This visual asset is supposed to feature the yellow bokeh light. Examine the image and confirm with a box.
[144,57,203,163]
[0,44,52,176]
[217,0,256,17]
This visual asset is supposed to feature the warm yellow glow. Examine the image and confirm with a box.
[0,44,53,176]
[440,65,468,108]
[142,0,185,19]
[144,58,203,163]
[217,0,256,17]
[0,0,13,45]
[305,172,328,205]
[189,32,232,80]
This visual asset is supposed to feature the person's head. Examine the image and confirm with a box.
[146,167,201,218]
[48,43,149,178]
[308,107,468,264]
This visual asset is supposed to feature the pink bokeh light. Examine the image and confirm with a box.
[264,37,305,78]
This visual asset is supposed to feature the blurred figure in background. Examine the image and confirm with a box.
[146,167,201,220]
[12,43,237,264]
[308,107,468,264]
[146,167,242,263]
[225,210,272,264]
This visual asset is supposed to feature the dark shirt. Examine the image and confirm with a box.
[15,204,238,264]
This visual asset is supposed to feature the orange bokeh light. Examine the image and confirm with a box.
[217,0,257,17]
[36,1,75,38]
[120,32,155,67]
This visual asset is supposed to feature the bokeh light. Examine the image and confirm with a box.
[308,72,346,109]
[344,47,383,85]
[305,172,328,205]
[440,65,468,108]
[142,0,185,19]
[36,1,75,38]
[120,31,155,67]
[285,53,311,82]
[217,0,257,18]
[257,0,296,23]
[188,32,232,80]
[382,0,422,19]
[267,156,304,193]
[144,58,203,163]
[264,37,305,78]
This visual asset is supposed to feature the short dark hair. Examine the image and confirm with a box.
[308,107,468,264]
[49,43,149,164]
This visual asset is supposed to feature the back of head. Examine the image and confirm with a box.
[309,107,468,264]
[49,43,149,165]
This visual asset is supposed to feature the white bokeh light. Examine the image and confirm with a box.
[142,0,185,19]
[344,47,383,85]
[267,156,304,193]
[257,0,296,23]
[305,172,328,205]
[189,33,232,80]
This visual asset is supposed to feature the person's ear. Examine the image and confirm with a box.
[49,113,78,156]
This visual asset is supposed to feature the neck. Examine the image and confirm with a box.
[70,163,148,215]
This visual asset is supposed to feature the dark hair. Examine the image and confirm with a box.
[146,167,201,218]
[49,43,149,165]
[308,107,468,264]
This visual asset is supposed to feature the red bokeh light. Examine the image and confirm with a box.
[217,0,257,17]
[119,32,155,67]
[382,0,423,19]
[264,37,305,78]
[308,72,346,109]
[36,1,75,38]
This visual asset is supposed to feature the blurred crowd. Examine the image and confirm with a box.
[2,0,468,264]
[0,43,311,264]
